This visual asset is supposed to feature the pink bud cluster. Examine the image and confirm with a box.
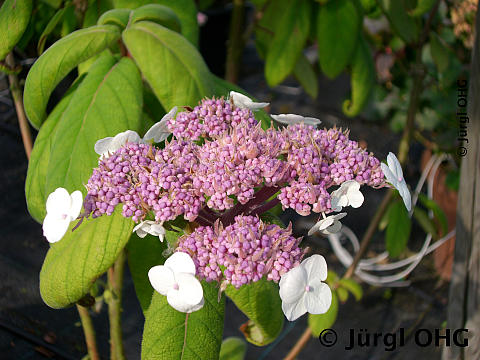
[176,215,305,288]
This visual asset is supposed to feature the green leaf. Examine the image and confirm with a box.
[317,0,361,79]
[409,0,436,17]
[130,4,182,33]
[38,6,70,55]
[342,36,375,117]
[83,0,114,28]
[45,54,143,196]
[40,207,134,308]
[308,290,338,337]
[413,207,438,240]
[265,0,311,86]
[225,278,284,346]
[418,193,448,235]
[378,0,419,44]
[338,278,363,301]
[97,8,131,29]
[219,337,247,360]
[385,201,411,257]
[0,0,32,60]
[61,5,78,37]
[293,54,318,98]
[25,76,84,223]
[142,282,225,360]
[123,21,213,112]
[337,287,349,302]
[41,0,62,8]
[430,32,450,73]
[24,25,121,129]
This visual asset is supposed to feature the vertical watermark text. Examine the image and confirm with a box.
[457,79,469,157]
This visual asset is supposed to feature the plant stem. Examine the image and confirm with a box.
[5,53,33,160]
[225,0,245,83]
[76,305,100,360]
[283,327,312,360]
[248,197,280,216]
[107,250,127,360]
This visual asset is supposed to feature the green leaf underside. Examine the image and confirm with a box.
[0,0,32,60]
[40,207,134,308]
[123,21,213,112]
[45,54,143,196]
[23,25,121,129]
[265,0,311,86]
[385,200,412,257]
[317,0,360,79]
[308,290,339,337]
[342,36,375,117]
[225,278,284,346]
[219,337,247,360]
[142,282,225,360]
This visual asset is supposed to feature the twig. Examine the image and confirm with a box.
[5,53,33,159]
[283,327,312,360]
[76,305,100,360]
[107,250,126,360]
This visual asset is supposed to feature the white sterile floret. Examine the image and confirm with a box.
[94,130,141,159]
[308,213,347,236]
[148,252,204,313]
[42,188,83,243]
[229,91,269,110]
[380,152,412,211]
[279,255,332,321]
[133,220,166,241]
[330,180,364,212]
[271,114,321,126]
[143,106,177,143]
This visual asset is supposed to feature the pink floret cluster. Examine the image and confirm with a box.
[176,215,305,288]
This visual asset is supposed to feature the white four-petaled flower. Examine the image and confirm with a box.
[308,213,347,236]
[133,220,166,242]
[42,188,83,243]
[330,180,364,212]
[148,252,204,313]
[380,152,411,211]
[279,255,332,321]
[271,114,321,126]
[229,91,269,110]
[143,106,178,143]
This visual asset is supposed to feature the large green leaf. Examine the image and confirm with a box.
[317,0,361,79]
[142,282,225,360]
[308,289,338,337]
[45,54,143,195]
[342,36,375,117]
[378,0,419,44]
[123,21,213,111]
[264,0,311,86]
[0,0,32,60]
[225,278,284,346]
[293,54,319,99]
[25,77,84,224]
[40,208,134,308]
[130,4,181,33]
[385,200,412,257]
[23,25,121,129]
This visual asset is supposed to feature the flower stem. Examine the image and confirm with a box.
[107,250,126,360]
[76,304,100,360]
[225,0,245,83]
[248,197,280,216]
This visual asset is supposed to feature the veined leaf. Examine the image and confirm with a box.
[265,0,311,86]
[97,8,131,29]
[45,54,143,195]
[23,25,121,129]
[130,4,181,33]
[0,0,32,60]
[225,278,284,346]
[385,200,411,257]
[123,21,213,110]
[378,0,419,44]
[219,337,247,360]
[342,36,375,117]
[317,0,361,79]
[308,289,338,337]
[142,282,225,359]
[293,54,319,98]
[40,207,134,308]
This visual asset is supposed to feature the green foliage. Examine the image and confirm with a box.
[430,32,451,73]
[219,337,247,360]
[418,193,448,235]
[130,4,182,33]
[317,0,361,79]
[24,25,121,129]
[123,21,213,111]
[385,201,412,257]
[308,290,338,337]
[142,282,225,360]
[293,54,319,98]
[413,208,438,240]
[0,0,32,60]
[409,0,436,17]
[378,0,419,44]
[338,278,363,301]
[225,278,284,346]
[97,9,131,29]
[37,5,70,54]
[40,207,134,308]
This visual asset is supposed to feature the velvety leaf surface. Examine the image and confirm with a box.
[225,278,284,346]
[142,282,225,360]
[0,0,32,60]
[23,25,121,128]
